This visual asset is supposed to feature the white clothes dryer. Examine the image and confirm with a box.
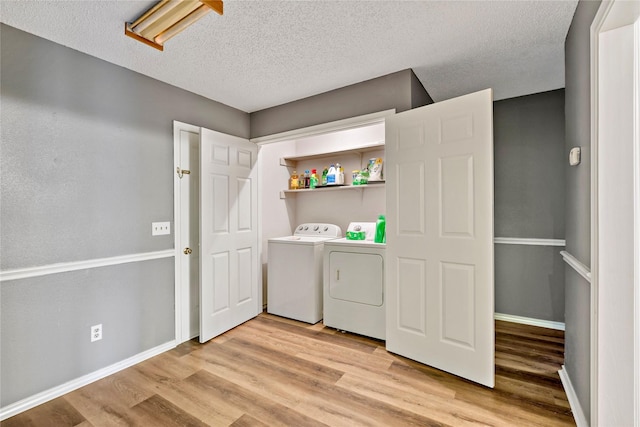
[323,222,386,340]
[267,223,342,324]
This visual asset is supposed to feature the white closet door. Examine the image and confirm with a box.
[385,89,495,387]
[199,128,259,343]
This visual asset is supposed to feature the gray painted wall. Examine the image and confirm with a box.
[563,0,601,419]
[249,69,429,138]
[0,24,249,407]
[495,244,565,321]
[493,90,566,322]
[410,70,434,108]
[494,90,566,239]
[1,24,248,270]
[1,260,174,406]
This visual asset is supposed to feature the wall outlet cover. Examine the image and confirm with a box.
[91,324,102,342]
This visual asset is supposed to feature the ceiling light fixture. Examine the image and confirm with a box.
[125,0,223,51]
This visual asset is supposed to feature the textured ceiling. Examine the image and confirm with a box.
[0,0,578,113]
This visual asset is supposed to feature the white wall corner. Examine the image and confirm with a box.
[559,365,589,427]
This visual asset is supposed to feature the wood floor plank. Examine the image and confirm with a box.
[200,332,446,426]
[63,370,158,426]
[185,369,330,427]
[228,323,394,374]
[4,314,576,426]
[223,336,345,383]
[152,370,248,425]
[128,394,209,426]
[229,413,271,427]
[133,351,202,384]
[387,358,574,426]
[250,315,379,353]
[335,372,511,426]
[495,320,565,339]
[1,397,86,427]
[190,341,325,407]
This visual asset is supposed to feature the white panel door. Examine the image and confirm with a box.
[200,128,259,343]
[385,89,494,387]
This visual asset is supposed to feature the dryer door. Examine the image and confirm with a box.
[329,251,383,306]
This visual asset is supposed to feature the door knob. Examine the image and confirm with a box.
[183,247,192,255]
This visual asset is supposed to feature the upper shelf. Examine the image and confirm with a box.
[279,141,384,166]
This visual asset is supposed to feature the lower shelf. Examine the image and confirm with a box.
[280,182,385,198]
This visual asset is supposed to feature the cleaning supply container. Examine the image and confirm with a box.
[375,215,386,243]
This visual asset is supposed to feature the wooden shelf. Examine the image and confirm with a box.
[279,142,384,167]
[280,182,385,198]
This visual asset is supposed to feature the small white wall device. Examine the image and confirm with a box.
[569,147,581,166]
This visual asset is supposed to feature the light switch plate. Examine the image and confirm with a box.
[152,222,171,236]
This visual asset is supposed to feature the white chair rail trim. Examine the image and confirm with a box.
[494,237,566,246]
[560,250,592,283]
[0,249,176,282]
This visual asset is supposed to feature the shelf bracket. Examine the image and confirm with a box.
[279,158,295,167]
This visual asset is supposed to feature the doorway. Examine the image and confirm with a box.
[591,2,640,424]
[173,121,262,345]
[173,121,201,344]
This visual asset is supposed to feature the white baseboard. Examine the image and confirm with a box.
[559,365,588,427]
[494,312,565,331]
[0,340,176,421]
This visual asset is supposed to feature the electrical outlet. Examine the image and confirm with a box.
[152,221,171,236]
[91,324,102,342]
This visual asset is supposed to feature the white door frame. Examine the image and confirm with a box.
[591,2,640,424]
[173,120,201,345]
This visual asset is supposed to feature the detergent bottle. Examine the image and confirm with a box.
[327,164,336,185]
[321,166,329,186]
[374,214,386,243]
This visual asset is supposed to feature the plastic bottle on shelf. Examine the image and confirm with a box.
[327,164,336,185]
[336,163,345,185]
[310,169,318,189]
[321,166,329,186]
[375,214,386,243]
[290,171,299,190]
[304,170,310,188]
[352,170,361,185]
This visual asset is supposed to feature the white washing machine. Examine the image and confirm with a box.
[267,223,342,324]
[323,222,386,340]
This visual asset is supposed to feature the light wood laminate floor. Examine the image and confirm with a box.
[3,313,575,426]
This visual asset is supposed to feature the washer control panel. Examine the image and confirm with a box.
[294,223,342,237]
